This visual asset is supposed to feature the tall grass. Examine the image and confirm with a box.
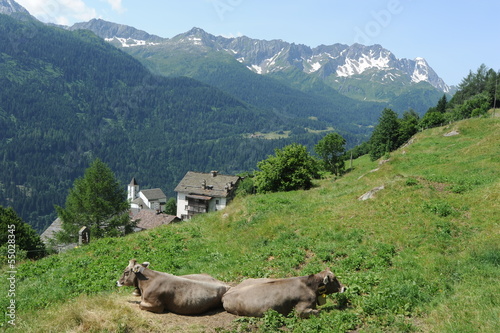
[1,116,499,332]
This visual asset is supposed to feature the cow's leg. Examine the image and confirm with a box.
[295,301,319,318]
[139,299,164,313]
[132,287,141,296]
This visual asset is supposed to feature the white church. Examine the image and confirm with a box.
[127,178,167,214]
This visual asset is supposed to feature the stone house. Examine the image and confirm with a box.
[174,171,240,220]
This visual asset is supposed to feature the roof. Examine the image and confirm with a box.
[174,171,240,198]
[132,210,179,230]
[131,197,147,207]
[41,217,63,243]
[40,218,77,251]
[129,177,138,186]
[140,188,166,201]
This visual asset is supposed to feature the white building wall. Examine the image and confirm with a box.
[127,184,139,201]
[209,197,227,212]
[139,192,151,209]
[176,193,188,218]
[176,193,228,219]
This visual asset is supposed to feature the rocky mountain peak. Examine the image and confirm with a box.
[0,0,28,15]
[70,18,164,43]
[0,0,32,20]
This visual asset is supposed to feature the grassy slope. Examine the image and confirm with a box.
[1,115,499,332]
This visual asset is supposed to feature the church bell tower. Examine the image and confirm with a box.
[127,178,139,202]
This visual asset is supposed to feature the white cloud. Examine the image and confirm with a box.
[103,0,125,13]
[16,0,97,25]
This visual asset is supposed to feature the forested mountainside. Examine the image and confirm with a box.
[0,14,345,233]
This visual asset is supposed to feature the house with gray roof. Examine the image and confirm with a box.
[174,171,240,220]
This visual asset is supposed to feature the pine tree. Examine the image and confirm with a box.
[398,109,420,144]
[55,159,133,243]
[436,94,447,113]
[0,206,46,259]
[369,108,400,161]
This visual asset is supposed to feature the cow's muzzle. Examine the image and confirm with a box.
[116,280,123,287]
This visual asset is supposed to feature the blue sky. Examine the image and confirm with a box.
[16,0,500,86]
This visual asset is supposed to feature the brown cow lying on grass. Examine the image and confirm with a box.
[126,261,227,297]
[117,259,230,314]
[222,268,345,318]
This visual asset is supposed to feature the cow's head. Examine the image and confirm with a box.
[319,268,346,294]
[116,259,150,287]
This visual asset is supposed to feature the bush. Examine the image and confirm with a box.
[254,143,318,193]
[419,111,445,129]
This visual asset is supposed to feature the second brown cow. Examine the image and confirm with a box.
[222,268,345,317]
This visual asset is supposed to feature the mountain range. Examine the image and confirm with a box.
[0,0,452,233]
[70,19,452,104]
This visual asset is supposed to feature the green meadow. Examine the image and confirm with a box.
[1,115,499,332]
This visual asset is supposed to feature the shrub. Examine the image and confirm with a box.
[254,143,318,193]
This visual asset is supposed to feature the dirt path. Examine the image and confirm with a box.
[122,295,240,332]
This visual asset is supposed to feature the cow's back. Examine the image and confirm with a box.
[146,275,229,315]
[222,279,312,317]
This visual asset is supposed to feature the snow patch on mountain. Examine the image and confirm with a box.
[248,64,263,74]
[105,37,159,48]
[411,57,430,83]
[309,61,322,72]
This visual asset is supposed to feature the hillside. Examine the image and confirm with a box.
[1,115,498,332]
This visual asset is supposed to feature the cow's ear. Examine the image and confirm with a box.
[141,262,150,268]
[132,264,145,274]
[323,275,331,285]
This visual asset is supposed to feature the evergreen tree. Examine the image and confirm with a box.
[485,69,499,108]
[55,159,133,243]
[314,132,346,176]
[398,109,420,144]
[0,206,46,259]
[254,143,318,193]
[436,94,447,113]
[164,198,177,215]
[369,108,400,161]
[451,64,493,107]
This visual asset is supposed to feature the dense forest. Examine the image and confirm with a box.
[0,14,370,233]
